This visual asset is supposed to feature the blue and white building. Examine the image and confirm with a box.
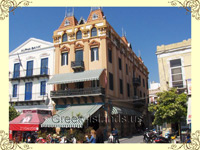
[9,38,55,112]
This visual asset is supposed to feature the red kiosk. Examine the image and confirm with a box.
[9,110,51,141]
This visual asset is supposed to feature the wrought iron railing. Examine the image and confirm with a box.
[133,77,141,86]
[9,93,48,102]
[51,87,105,97]
[9,67,50,79]
[71,61,84,69]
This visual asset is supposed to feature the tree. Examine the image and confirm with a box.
[148,88,187,126]
[9,104,20,121]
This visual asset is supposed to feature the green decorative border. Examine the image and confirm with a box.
[0,130,32,150]
[169,0,200,20]
[169,130,200,150]
[0,0,32,20]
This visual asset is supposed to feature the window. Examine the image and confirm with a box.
[12,84,17,97]
[76,82,84,89]
[126,64,128,75]
[133,70,135,78]
[144,93,145,98]
[91,27,97,37]
[26,60,33,77]
[127,83,130,97]
[119,58,122,70]
[108,49,112,63]
[76,30,82,40]
[40,58,48,75]
[92,13,98,20]
[92,80,99,87]
[62,33,67,42]
[134,87,137,96]
[140,91,142,98]
[61,84,68,90]
[25,82,32,100]
[146,80,148,89]
[170,59,183,88]
[143,78,145,88]
[75,50,83,61]
[120,79,123,94]
[109,72,114,91]
[91,47,99,61]
[61,52,68,66]
[13,63,20,78]
[40,81,46,95]
[139,75,141,83]
[64,20,70,26]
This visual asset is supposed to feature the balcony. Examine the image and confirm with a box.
[9,67,49,81]
[50,87,105,98]
[9,93,48,106]
[71,61,84,72]
[133,96,145,107]
[133,77,141,86]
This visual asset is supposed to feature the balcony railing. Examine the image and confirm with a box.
[71,61,84,71]
[9,93,48,102]
[133,77,141,86]
[9,67,50,80]
[51,87,105,98]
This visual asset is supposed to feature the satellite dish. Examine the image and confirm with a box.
[45,97,50,105]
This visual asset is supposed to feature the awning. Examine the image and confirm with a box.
[41,104,102,128]
[111,106,142,117]
[48,69,104,84]
[9,110,51,131]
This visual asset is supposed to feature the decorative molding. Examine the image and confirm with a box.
[74,42,84,49]
[60,45,70,52]
[0,0,32,20]
[169,0,200,20]
[0,130,32,150]
[89,40,100,47]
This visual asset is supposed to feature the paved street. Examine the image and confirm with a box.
[105,133,144,143]
[119,134,143,143]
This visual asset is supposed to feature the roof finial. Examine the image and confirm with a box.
[122,27,124,37]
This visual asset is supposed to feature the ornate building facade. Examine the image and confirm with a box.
[42,8,149,136]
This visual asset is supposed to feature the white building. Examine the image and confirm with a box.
[149,81,160,104]
[9,38,55,112]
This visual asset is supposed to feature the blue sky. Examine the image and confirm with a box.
[9,7,191,83]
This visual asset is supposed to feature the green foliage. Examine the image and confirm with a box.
[9,104,20,121]
[148,88,187,126]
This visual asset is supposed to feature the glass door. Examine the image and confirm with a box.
[25,82,32,100]
[40,58,48,75]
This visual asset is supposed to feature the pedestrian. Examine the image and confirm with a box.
[186,130,191,143]
[46,134,52,143]
[112,127,120,143]
[85,129,96,143]
[96,127,104,143]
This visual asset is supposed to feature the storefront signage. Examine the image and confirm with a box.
[21,45,41,52]
[187,79,191,95]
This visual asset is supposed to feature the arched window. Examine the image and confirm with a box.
[62,33,67,42]
[76,30,82,40]
[91,27,97,37]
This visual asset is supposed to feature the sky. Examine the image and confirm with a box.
[9,7,191,84]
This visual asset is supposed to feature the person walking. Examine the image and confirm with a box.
[85,129,96,143]
[112,128,120,143]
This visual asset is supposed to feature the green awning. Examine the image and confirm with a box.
[48,69,104,84]
[111,106,142,117]
[41,104,102,128]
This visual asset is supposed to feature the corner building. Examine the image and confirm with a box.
[46,8,149,137]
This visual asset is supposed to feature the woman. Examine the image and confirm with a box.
[85,129,96,143]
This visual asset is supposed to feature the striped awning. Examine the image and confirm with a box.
[41,104,102,128]
[111,106,142,117]
[48,69,104,84]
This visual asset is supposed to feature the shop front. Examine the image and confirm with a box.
[9,109,51,141]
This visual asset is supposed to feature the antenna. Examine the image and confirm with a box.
[72,7,74,16]
[65,7,67,18]
[122,27,124,37]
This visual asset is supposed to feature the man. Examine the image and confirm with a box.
[111,128,120,143]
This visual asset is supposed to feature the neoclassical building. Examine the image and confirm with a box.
[42,8,149,136]
[9,38,55,112]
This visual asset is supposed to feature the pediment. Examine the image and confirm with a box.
[74,42,84,49]
[10,38,53,55]
[60,45,70,52]
[89,40,100,47]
